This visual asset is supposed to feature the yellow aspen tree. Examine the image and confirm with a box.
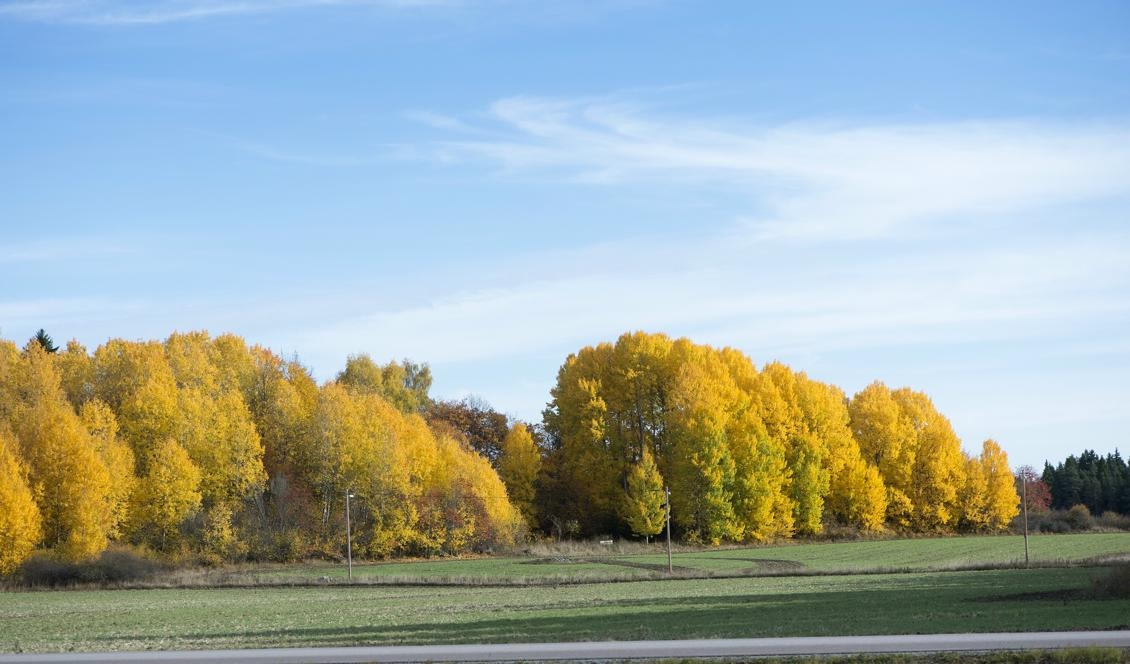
[79,400,135,539]
[542,346,620,533]
[55,340,94,408]
[178,389,265,507]
[244,349,320,550]
[14,344,114,561]
[620,446,665,540]
[210,333,256,394]
[343,392,417,557]
[0,340,21,424]
[497,423,541,526]
[93,340,180,466]
[891,388,967,531]
[461,440,523,549]
[849,381,917,528]
[336,354,386,395]
[428,434,522,553]
[247,349,308,470]
[172,379,264,557]
[665,343,740,544]
[303,382,353,535]
[789,433,829,535]
[305,384,412,557]
[958,455,990,531]
[422,436,476,554]
[793,376,884,531]
[0,428,42,575]
[758,364,830,535]
[130,439,202,552]
[718,349,793,540]
[164,331,219,393]
[729,417,792,540]
[835,456,888,531]
[979,439,1019,530]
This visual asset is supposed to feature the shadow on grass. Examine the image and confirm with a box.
[87,581,1130,649]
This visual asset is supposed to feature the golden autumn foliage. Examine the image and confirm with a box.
[497,423,541,526]
[79,400,135,539]
[0,428,41,575]
[541,331,1017,541]
[130,438,202,552]
[0,326,1020,573]
[12,344,114,561]
[0,330,524,573]
[621,447,666,539]
[979,439,1021,529]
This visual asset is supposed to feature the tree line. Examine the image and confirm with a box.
[0,331,523,574]
[534,332,1019,542]
[1042,450,1130,516]
[0,329,1022,574]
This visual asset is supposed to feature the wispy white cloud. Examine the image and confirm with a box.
[231,140,382,167]
[300,94,1130,447]
[303,230,1130,366]
[403,110,482,135]
[0,296,145,327]
[417,94,1130,240]
[0,238,132,263]
[0,0,458,25]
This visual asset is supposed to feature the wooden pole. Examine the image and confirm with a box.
[665,486,673,575]
[346,491,353,581]
[1022,474,1029,567]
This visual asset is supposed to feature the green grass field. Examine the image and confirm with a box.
[1,533,1128,654]
[231,533,1130,584]
[620,533,1130,576]
[1,567,1127,653]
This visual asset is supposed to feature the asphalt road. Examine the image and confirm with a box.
[2,632,1129,663]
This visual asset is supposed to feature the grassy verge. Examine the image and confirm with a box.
[673,651,1130,664]
[2,566,1128,653]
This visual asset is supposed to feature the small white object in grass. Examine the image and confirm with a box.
[600,540,613,545]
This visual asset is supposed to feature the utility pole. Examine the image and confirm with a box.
[346,490,354,581]
[665,485,673,575]
[1021,474,1029,567]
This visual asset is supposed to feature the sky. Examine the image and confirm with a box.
[1,0,1128,470]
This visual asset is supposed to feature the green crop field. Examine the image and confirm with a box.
[1,566,1128,653]
[230,533,1130,584]
[1,534,1128,654]
[618,533,1130,576]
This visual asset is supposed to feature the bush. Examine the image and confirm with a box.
[16,546,166,587]
[814,524,865,542]
[1092,565,1130,600]
[1036,515,1072,534]
[1030,506,1099,533]
[246,531,306,563]
[1098,511,1130,531]
[1066,504,1094,530]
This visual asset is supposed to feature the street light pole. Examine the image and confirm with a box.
[1021,474,1029,567]
[665,485,673,575]
[346,490,354,582]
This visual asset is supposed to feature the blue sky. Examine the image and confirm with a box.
[2,0,1128,469]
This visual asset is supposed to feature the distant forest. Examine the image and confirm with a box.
[1042,450,1130,516]
[0,329,1034,573]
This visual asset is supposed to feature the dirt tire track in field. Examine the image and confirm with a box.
[587,558,698,573]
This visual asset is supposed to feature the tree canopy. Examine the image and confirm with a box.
[538,331,1016,540]
[0,332,522,572]
[0,328,1025,574]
